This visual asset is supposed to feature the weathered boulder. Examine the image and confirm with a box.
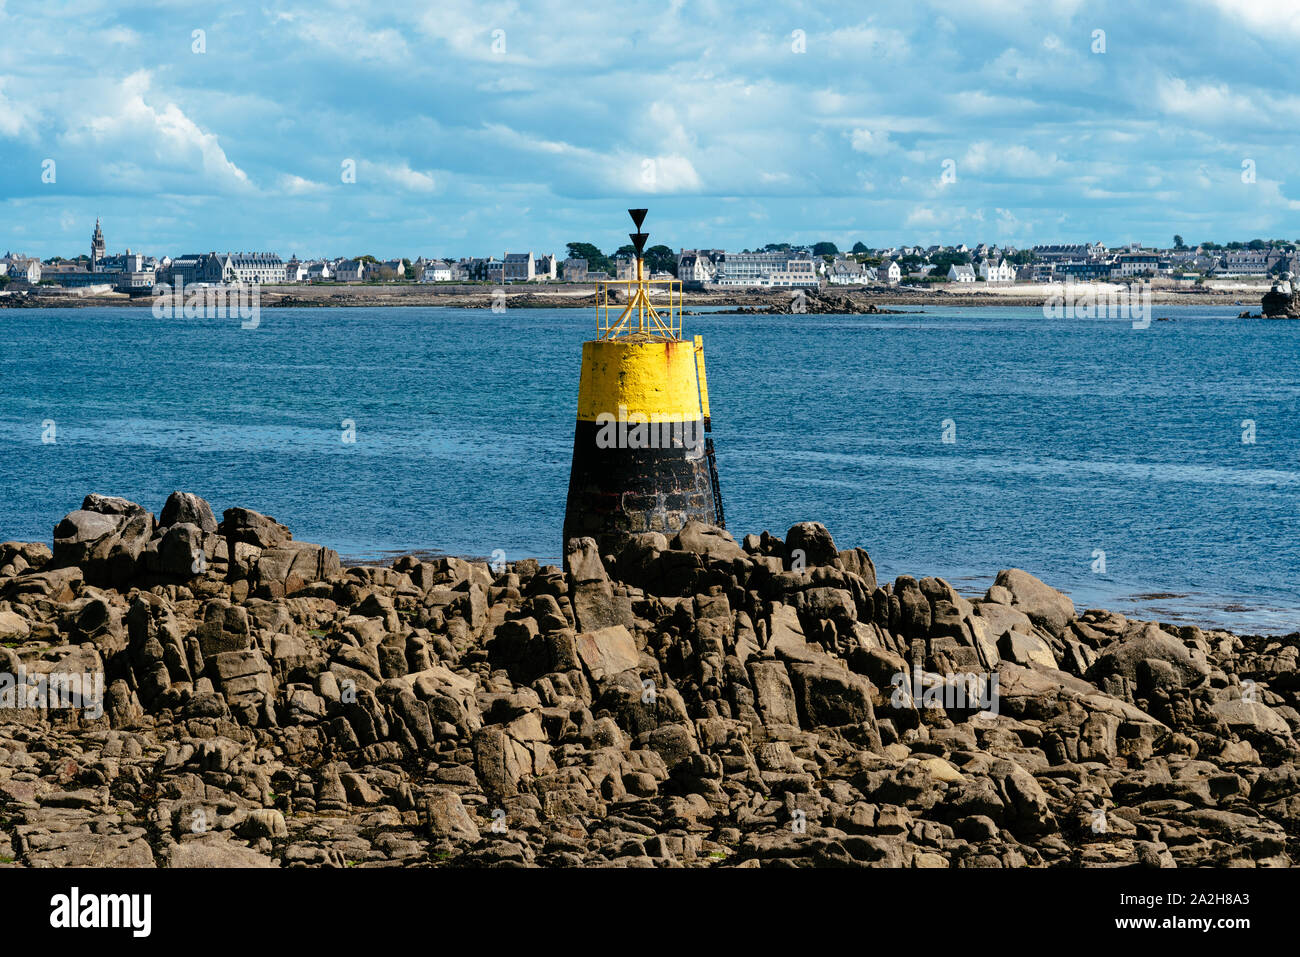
[973,600,1034,640]
[990,759,1057,836]
[992,568,1075,637]
[158,522,210,579]
[998,631,1057,670]
[1262,277,1300,318]
[165,835,276,868]
[564,537,608,584]
[575,625,639,682]
[0,541,52,578]
[53,510,122,560]
[571,580,635,633]
[1212,698,1291,736]
[787,658,879,733]
[785,522,838,568]
[673,521,745,562]
[747,658,799,727]
[52,495,154,584]
[838,547,878,591]
[159,491,218,533]
[1086,623,1209,692]
[0,609,31,642]
[254,542,341,594]
[219,507,291,548]
[210,649,273,722]
[894,575,932,639]
[125,593,192,705]
[196,599,254,657]
[426,790,480,841]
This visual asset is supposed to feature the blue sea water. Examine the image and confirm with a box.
[1,304,1297,634]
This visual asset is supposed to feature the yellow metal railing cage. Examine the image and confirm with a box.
[596,265,683,341]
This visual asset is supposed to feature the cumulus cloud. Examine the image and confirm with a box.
[361,161,438,193]
[278,174,327,195]
[0,79,37,139]
[61,71,251,192]
[1154,76,1300,128]
[1197,0,1300,39]
[962,141,1063,178]
[848,129,896,156]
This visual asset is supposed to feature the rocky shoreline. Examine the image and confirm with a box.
[703,289,907,315]
[1,492,1296,868]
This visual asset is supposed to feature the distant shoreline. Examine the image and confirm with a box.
[0,280,1271,311]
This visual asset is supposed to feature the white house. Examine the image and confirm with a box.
[676,250,717,282]
[978,259,1015,283]
[1,256,42,283]
[828,260,866,285]
[224,252,285,284]
[876,260,902,284]
[948,264,976,282]
[420,260,453,282]
[1114,253,1170,277]
[535,254,558,280]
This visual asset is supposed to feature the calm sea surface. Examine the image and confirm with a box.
[2,304,1297,634]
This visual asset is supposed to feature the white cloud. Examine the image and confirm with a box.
[295,17,410,63]
[906,206,940,227]
[848,129,896,156]
[278,174,327,195]
[61,71,250,192]
[622,154,703,194]
[1198,0,1300,38]
[962,141,1062,178]
[362,161,437,192]
[99,26,139,46]
[480,122,703,194]
[0,79,37,139]
[1151,75,1300,129]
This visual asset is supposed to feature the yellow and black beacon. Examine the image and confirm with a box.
[563,208,724,552]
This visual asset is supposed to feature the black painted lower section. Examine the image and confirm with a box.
[564,417,720,551]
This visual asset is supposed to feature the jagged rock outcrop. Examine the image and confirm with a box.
[733,289,902,315]
[0,498,1295,868]
[1262,276,1300,318]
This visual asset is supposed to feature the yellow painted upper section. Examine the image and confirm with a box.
[692,335,711,420]
[576,338,705,423]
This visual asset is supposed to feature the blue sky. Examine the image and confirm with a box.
[2,0,1299,259]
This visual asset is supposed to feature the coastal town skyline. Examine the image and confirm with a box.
[4,215,1297,291]
[8,218,1300,265]
[3,1,1300,257]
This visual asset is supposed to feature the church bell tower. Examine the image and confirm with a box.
[91,218,106,267]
